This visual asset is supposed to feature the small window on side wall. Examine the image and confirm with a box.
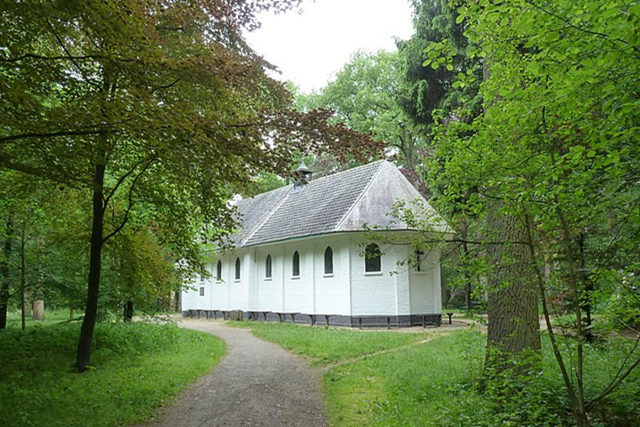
[324,246,333,275]
[235,257,241,280]
[216,260,222,281]
[292,251,300,277]
[415,250,425,272]
[265,254,272,279]
[199,286,205,296]
[365,243,382,273]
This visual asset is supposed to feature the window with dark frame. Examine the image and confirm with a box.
[292,251,300,277]
[265,254,272,279]
[199,286,205,296]
[235,257,241,280]
[324,246,333,275]
[415,250,424,272]
[365,243,382,272]
[216,260,222,281]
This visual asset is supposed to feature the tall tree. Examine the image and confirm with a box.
[398,0,485,313]
[432,0,640,424]
[0,0,374,371]
[397,0,481,126]
[300,51,422,171]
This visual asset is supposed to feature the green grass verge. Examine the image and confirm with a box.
[231,321,640,426]
[0,321,225,427]
[5,309,77,328]
[326,331,640,427]
[230,321,445,366]
[324,329,487,427]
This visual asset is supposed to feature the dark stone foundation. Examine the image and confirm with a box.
[182,310,442,328]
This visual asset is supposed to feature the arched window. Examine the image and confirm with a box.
[216,260,222,281]
[235,257,241,280]
[365,243,381,272]
[292,251,300,277]
[265,254,272,279]
[324,246,333,275]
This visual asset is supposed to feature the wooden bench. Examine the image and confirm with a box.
[308,314,336,327]
[418,314,443,328]
[272,312,300,323]
[202,309,220,319]
[187,309,206,319]
[248,311,270,321]
[355,316,394,329]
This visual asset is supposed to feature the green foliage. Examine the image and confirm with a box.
[242,171,286,197]
[0,322,225,427]
[424,0,640,422]
[397,0,482,126]
[0,0,382,366]
[297,50,426,190]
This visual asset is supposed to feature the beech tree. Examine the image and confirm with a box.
[0,0,375,371]
[299,51,422,171]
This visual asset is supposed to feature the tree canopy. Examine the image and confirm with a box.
[0,0,378,370]
[424,0,640,425]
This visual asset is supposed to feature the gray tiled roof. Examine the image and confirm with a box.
[234,160,444,247]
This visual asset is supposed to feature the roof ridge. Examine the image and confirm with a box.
[240,159,386,204]
[310,159,386,184]
[333,160,388,231]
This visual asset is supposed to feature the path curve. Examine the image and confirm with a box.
[133,318,326,427]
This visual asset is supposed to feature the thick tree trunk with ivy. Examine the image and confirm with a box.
[484,206,540,374]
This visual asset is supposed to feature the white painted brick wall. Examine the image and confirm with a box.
[182,233,441,317]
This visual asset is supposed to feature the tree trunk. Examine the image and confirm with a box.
[23,300,32,317]
[123,300,134,322]
[75,162,106,372]
[577,234,594,343]
[32,300,45,320]
[461,219,473,312]
[484,206,541,374]
[20,228,26,330]
[0,216,13,330]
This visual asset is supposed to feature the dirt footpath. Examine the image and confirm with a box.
[133,318,326,427]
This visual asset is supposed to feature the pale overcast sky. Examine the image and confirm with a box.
[245,0,414,93]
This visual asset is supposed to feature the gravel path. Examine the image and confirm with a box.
[132,318,327,427]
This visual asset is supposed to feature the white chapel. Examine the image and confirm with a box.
[182,160,447,327]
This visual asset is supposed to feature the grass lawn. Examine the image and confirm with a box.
[0,320,225,427]
[4,308,77,328]
[232,321,640,427]
[229,321,450,367]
